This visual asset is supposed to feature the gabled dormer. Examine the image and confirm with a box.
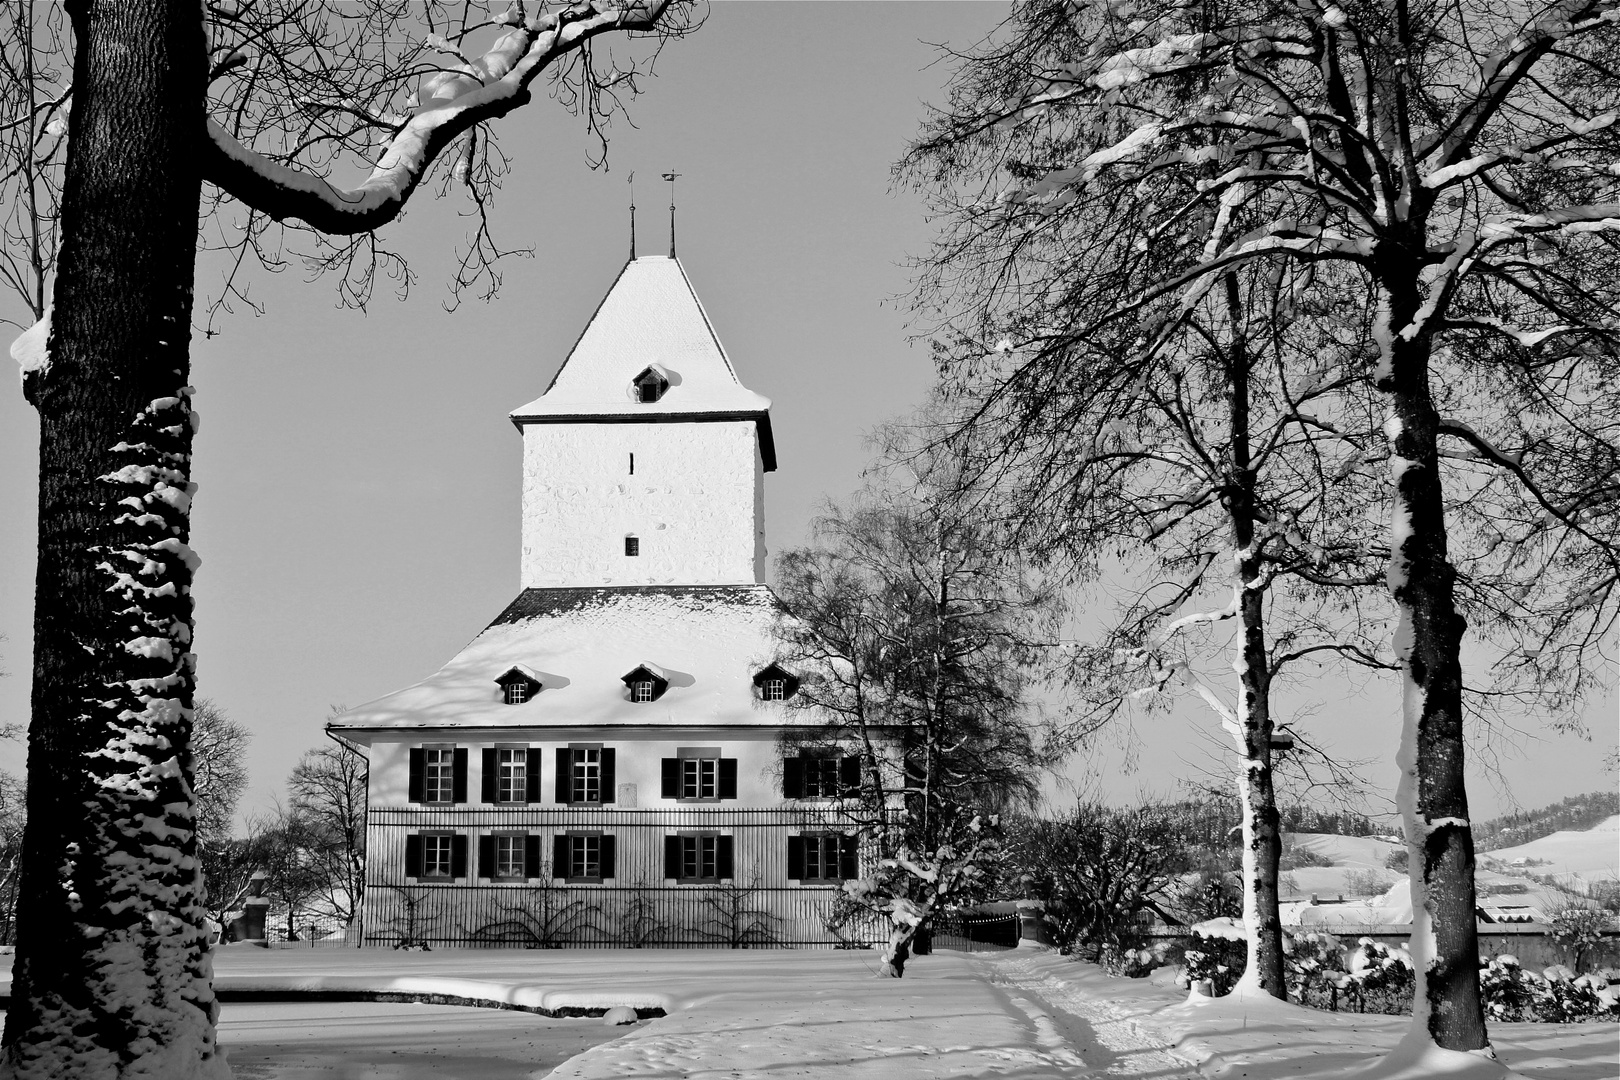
[752,663,800,702]
[494,665,543,705]
[621,663,670,703]
[631,364,670,403]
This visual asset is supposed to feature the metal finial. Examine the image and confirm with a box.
[662,170,681,257]
[628,172,636,260]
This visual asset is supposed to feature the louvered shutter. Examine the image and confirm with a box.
[524,834,541,879]
[601,835,616,880]
[787,835,804,880]
[599,749,615,803]
[664,835,681,880]
[404,834,423,877]
[716,835,734,880]
[408,749,425,803]
[783,757,803,798]
[478,835,494,878]
[452,749,468,803]
[553,835,569,880]
[718,758,738,799]
[555,748,570,804]
[661,758,679,798]
[481,749,497,803]
[839,755,860,793]
[839,835,859,880]
[450,835,468,878]
[526,749,542,802]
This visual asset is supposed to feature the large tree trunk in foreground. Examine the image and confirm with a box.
[1379,279,1489,1054]
[3,1,224,1077]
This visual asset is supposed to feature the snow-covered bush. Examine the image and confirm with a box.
[1284,931,1351,1010]
[1479,955,1540,1021]
[1345,938,1415,1015]
[1547,906,1612,974]
[1479,955,1619,1023]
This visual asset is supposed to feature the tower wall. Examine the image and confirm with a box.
[519,419,764,588]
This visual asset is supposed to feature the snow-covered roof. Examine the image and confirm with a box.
[510,256,776,469]
[331,585,813,737]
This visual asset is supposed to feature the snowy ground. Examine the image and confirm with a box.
[4,946,1614,1078]
[1478,815,1620,884]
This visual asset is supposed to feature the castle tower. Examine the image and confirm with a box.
[509,255,775,588]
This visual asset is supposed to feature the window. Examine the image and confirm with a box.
[410,747,466,804]
[625,535,640,557]
[789,833,857,883]
[554,747,615,805]
[423,834,453,878]
[631,680,654,702]
[801,756,840,798]
[405,832,466,880]
[662,753,737,801]
[629,452,635,475]
[554,833,615,883]
[493,666,542,705]
[682,757,717,800]
[621,665,669,702]
[665,833,734,883]
[761,678,785,701]
[783,753,859,799]
[497,749,526,803]
[571,834,601,879]
[504,682,529,704]
[752,663,799,701]
[495,834,525,879]
[479,833,540,881]
[632,366,669,403]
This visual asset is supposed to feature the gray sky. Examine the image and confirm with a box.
[0,2,1612,825]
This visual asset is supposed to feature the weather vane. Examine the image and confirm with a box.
[662,171,681,257]
[628,171,636,260]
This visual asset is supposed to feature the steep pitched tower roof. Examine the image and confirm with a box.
[511,255,774,590]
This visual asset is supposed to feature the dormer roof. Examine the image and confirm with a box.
[510,256,775,469]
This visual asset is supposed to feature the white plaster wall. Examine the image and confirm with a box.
[367,728,795,807]
[520,421,764,588]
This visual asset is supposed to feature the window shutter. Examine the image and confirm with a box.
[661,758,679,799]
[452,748,469,803]
[839,835,859,880]
[478,835,494,878]
[599,749,616,803]
[839,755,860,793]
[718,758,738,799]
[787,835,804,880]
[664,835,681,880]
[553,835,569,880]
[716,835,734,880]
[405,834,423,877]
[450,835,468,878]
[408,749,425,803]
[526,749,543,802]
[783,757,803,799]
[601,835,616,880]
[555,748,571,804]
[524,834,541,880]
[481,749,497,803]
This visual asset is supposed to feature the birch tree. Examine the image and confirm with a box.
[901,0,1620,1058]
[0,2,688,1076]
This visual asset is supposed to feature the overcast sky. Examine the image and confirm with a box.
[1,2,1613,825]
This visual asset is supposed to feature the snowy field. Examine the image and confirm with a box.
[1478,816,1620,883]
[3,946,1614,1077]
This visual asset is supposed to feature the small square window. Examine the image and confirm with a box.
[761,678,785,701]
[625,536,640,557]
[631,680,655,703]
[680,835,717,882]
[504,682,530,705]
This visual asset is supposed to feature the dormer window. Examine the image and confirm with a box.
[752,663,800,702]
[494,666,543,706]
[632,365,669,403]
[621,663,670,702]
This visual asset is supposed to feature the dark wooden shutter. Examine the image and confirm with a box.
[787,835,804,880]
[839,755,860,793]
[450,835,468,878]
[555,748,571,804]
[553,835,569,879]
[452,748,469,803]
[404,834,423,877]
[783,757,803,798]
[661,758,679,798]
[526,749,543,803]
[664,835,681,880]
[601,835,616,880]
[481,749,497,803]
[716,835,734,880]
[839,835,859,880]
[599,749,615,803]
[524,834,541,879]
[718,758,738,799]
[478,835,494,878]
[408,749,425,803]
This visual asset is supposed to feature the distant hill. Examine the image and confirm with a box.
[1472,791,1620,852]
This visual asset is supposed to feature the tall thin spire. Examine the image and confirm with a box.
[662,170,681,257]
[628,172,637,260]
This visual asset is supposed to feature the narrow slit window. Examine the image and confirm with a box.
[629,452,635,475]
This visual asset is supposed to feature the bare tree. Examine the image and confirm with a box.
[899,0,1620,1055]
[190,698,248,844]
[0,2,692,1075]
[286,734,367,927]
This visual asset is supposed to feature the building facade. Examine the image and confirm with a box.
[331,255,874,947]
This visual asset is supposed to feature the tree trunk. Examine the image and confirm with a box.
[878,921,914,978]
[1224,274,1286,999]
[3,2,223,1077]
[1378,285,1489,1053]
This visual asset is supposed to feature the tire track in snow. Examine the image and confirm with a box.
[985,955,1201,1078]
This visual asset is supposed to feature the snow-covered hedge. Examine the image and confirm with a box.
[1478,955,1619,1023]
